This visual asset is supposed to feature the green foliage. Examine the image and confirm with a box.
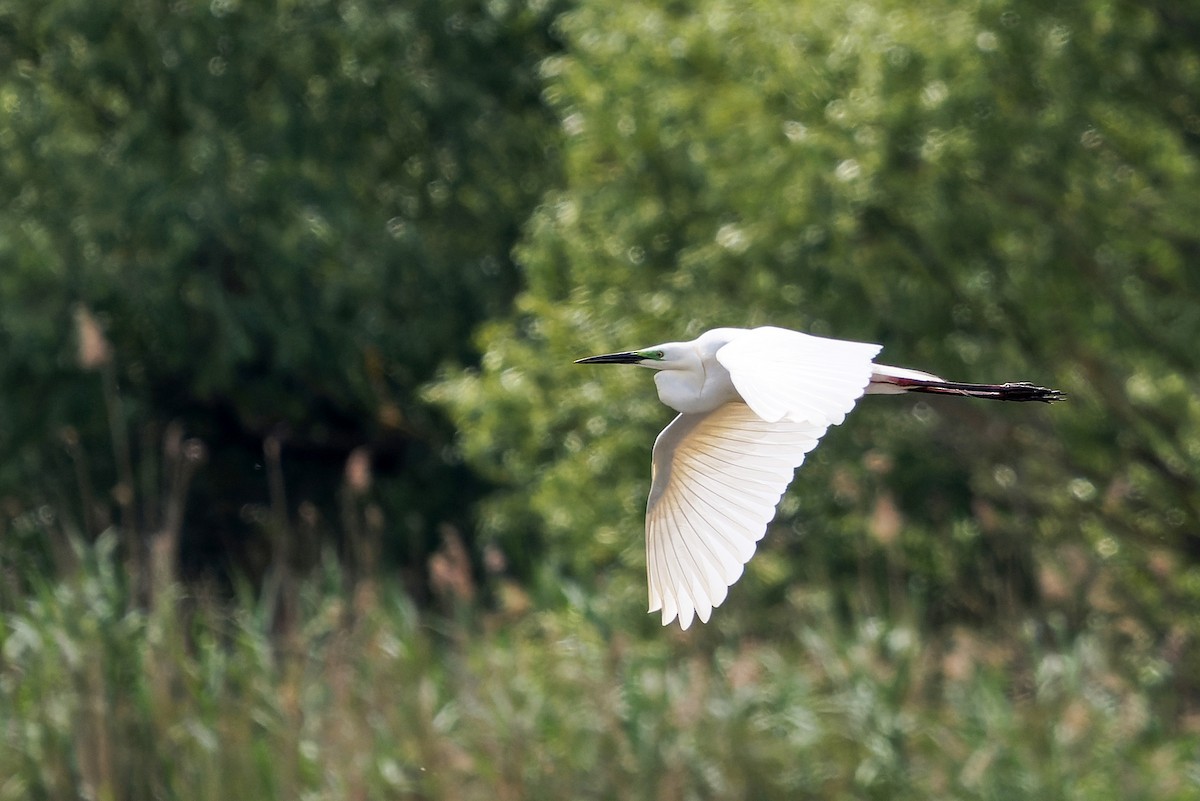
[0,0,563,568]
[432,0,1200,638]
[2,542,1196,800]
[3,0,1200,791]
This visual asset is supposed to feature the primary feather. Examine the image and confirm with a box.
[647,403,830,628]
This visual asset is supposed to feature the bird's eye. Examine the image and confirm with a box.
[652,351,665,360]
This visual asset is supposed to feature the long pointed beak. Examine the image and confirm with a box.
[574,351,644,365]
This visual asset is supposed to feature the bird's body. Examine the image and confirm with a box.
[577,326,1063,629]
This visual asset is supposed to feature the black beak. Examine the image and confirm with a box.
[574,351,644,365]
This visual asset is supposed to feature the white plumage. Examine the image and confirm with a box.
[576,325,1062,628]
[646,403,827,628]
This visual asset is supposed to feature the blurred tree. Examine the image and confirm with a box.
[0,0,564,584]
[431,0,1200,643]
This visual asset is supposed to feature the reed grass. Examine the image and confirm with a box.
[2,534,1196,801]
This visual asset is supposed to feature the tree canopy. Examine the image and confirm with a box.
[0,0,563,578]
[432,0,1200,639]
[1,0,1198,651]
[3,0,1200,795]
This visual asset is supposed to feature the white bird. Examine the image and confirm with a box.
[576,326,1063,629]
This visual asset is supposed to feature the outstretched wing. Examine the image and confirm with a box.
[646,403,829,629]
[715,326,882,425]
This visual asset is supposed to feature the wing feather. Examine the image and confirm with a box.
[675,492,742,595]
[646,403,830,628]
[679,489,757,565]
[665,498,713,625]
[715,326,882,425]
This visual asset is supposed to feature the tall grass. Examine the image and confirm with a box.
[2,534,1197,801]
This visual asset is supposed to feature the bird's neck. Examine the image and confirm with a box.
[654,364,737,414]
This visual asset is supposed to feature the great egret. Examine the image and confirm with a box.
[576,326,1064,629]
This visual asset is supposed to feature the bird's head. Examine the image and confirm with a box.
[575,341,691,370]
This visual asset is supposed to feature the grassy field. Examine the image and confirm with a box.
[2,536,1198,801]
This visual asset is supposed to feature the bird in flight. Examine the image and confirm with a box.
[576,326,1063,629]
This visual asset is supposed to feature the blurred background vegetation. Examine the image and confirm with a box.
[2,0,1199,798]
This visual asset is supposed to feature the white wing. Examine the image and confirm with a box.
[646,402,829,629]
[715,326,882,425]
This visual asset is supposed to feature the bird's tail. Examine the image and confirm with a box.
[895,378,1066,402]
[868,365,1065,403]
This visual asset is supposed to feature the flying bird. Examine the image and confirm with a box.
[576,326,1063,629]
